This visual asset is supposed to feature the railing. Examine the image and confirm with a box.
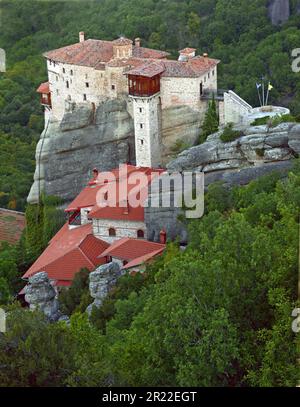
[201,89,227,100]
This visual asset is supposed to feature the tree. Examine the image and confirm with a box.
[199,95,219,143]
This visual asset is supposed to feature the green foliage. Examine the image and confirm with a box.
[220,123,244,143]
[24,195,65,262]
[59,269,92,316]
[0,307,76,387]
[199,96,219,143]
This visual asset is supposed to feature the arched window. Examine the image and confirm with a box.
[137,229,144,238]
[109,227,116,237]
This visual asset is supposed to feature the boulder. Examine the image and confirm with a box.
[24,272,68,323]
[86,262,122,315]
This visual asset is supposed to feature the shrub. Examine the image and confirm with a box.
[220,123,244,143]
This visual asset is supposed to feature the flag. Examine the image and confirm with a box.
[256,83,262,89]
[268,83,273,91]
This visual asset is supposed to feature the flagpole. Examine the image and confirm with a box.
[262,77,265,106]
[257,84,263,107]
[265,81,270,106]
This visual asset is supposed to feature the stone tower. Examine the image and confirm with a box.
[127,63,164,168]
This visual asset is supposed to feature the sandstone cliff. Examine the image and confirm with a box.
[28,100,200,204]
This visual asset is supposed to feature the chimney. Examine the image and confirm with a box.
[160,229,167,244]
[203,53,208,58]
[79,31,85,43]
[135,37,141,47]
[178,48,196,61]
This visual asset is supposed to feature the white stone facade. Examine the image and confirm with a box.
[92,218,146,243]
[131,94,162,167]
[47,60,128,121]
[223,90,252,125]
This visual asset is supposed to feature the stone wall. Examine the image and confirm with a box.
[223,90,252,125]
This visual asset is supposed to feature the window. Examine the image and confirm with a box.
[111,85,115,90]
[83,94,87,101]
[109,228,116,237]
[137,229,144,238]
[86,82,89,88]
[139,107,143,113]
[212,69,215,76]
[66,80,69,88]
[140,123,143,129]
[53,61,56,67]
[208,72,210,79]
[140,139,144,145]
[63,68,65,73]
[70,70,73,75]
[49,60,52,66]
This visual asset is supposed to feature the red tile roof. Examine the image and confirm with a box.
[36,82,50,93]
[88,165,164,221]
[125,55,219,79]
[123,248,165,270]
[0,208,26,245]
[43,39,169,67]
[100,237,165,264]
[22,223,109,285]
[126,62,165,78]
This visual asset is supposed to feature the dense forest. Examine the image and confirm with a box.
[1,165,299,386]
[1,0,300,209]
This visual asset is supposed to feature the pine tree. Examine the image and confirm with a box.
[199,95,219,144]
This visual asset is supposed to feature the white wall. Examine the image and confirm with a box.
[93,218,146,243]
[131,94,161,167]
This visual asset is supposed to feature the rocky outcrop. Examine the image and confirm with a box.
[28,99,202,205]
[268,0,290,25]
[27,99,135,204]
[167,122,299,180]
[86,262,122,315]
[24,272,69,322]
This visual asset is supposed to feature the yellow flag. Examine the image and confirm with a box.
[268,83,273,91]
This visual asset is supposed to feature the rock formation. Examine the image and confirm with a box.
[268,0,290,25]
[86,262,122,315]
[24,272,69,322]
[27,98,200,205]
[167,123,299,183]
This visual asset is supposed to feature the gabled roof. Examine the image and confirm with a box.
[99,237,165,264]
[22,223,109,284]
[88,165,164,222]
[36,82,50,94]
[126,62,165,77]
[43,38,169,67]
[0,208,26,245]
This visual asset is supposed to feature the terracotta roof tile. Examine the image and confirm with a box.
[100,237,165,262]
[23,222,109,284]
[126,62,165,77]
[36,82,50,93]
[0,208,26,245]
[44,39,169,68]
